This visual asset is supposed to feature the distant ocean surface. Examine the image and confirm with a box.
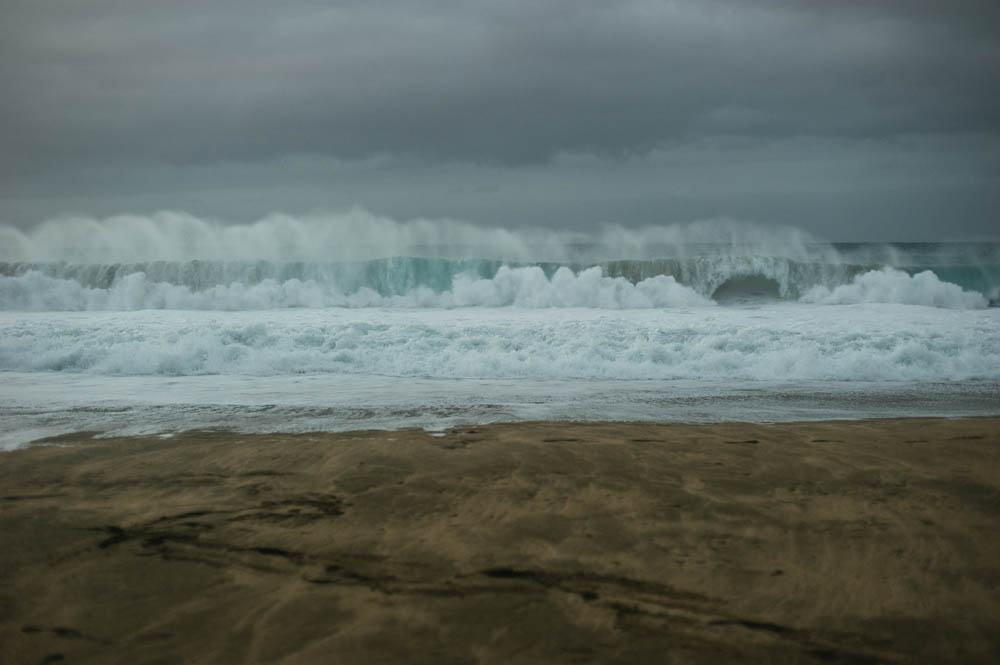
[2,213,998,449]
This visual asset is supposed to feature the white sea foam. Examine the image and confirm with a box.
[800,268,987,309]
[2,306,998,381]
[3,262,988,311]
[5,211,999,309]
[0,266,712,311]
[3,213,998,447]
[416,267,712,308]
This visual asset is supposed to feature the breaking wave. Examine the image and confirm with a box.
[801,268,987,308]
[2,213,998,385]
[0,265,711,310]
[0,258,989,311]
[1,211,997,310]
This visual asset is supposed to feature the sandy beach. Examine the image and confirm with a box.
[2,418,998,664]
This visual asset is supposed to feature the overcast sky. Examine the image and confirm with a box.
[1,0,998,239]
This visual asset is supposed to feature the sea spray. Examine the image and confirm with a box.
[3,212,998,309]
[2,213,999,447]
[0,210,845,263]
[0,259,989,311]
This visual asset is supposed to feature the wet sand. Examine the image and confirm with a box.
[1,418,999,664]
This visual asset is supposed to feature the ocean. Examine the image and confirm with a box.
[2,212,998,449]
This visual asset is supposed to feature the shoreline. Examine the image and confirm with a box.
[3,417,999,663]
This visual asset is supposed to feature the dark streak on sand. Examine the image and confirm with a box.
[21,625,110,645]
[2,494,67,501]
[2,418,999,664]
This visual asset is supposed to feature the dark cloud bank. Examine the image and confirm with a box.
[1,0,998,239]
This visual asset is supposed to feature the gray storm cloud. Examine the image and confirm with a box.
[1,0,998,237]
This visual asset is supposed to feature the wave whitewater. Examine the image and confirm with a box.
[1,212,997,310]
[2,306,998,380]
[0,259,990,310]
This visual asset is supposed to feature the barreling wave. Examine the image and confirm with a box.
[1,211,997,310]
[0,258,990,310]
[0,264,711,310]
[0,255,861,305]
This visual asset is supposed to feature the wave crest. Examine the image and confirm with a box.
[800,268,987,309]
[0,266,712,311]
[2,263,989,311]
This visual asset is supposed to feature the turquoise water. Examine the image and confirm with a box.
[2,219,998,448]
[3,242,998,307]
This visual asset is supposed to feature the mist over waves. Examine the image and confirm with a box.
[2,210,996,311]
[2,211,998,447]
